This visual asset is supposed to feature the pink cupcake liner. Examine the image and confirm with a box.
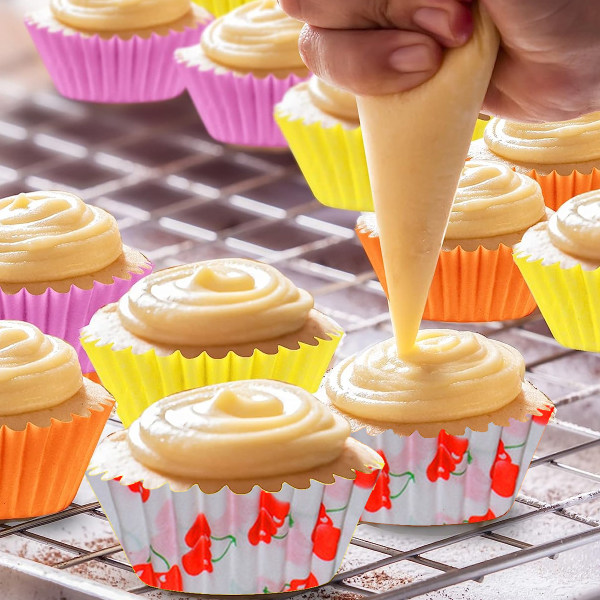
[87,471,377,594]
[353,406,553,526]
[0,264,152,373]
[176,57,308,147]
[25,17,211,103]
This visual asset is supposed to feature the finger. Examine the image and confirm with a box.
[299,26,444,96]
[281,0,473,47]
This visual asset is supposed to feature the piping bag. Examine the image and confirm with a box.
[356,3,499,356]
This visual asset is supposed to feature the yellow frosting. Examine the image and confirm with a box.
[484,113,600,165]
[0,191,122,283]
[547,190,600,261]
[307,77,359,123]
[326,329,525,423]
[0,321,82,417]
[200,0,304,72]
[118,258,313,346]
[446,161,546,239]
[127,379,350,479]
[50,0,191,32]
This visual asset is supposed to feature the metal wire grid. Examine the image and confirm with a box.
[1,67,600,599]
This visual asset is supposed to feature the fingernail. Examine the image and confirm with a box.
[389,44,434,73]
[413,7,456,43]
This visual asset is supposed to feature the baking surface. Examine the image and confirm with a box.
[1,1,600,598]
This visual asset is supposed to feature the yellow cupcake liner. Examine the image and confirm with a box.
[190,0,252,17]
[513,253,600,351]
[82,331,343,427]
[471,117,488,141]
[275,111,495,212]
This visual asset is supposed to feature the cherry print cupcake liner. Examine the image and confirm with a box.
[87,468,379,594]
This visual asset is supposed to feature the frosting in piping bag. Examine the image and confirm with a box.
[0,321,82,416]
[326,329,525,423]
[127,379,350,479]
[118,258,314,346]
[0,191,122,283]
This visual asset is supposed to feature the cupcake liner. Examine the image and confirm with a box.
[0,399,113,520]
[191,0,254,18]
[471,117,489,141]
[356,225,536,322]
[25,17,211,103]
[352,405,553,526]
[0,264,152,374]
[176,56,308,147]
[87,469,378,594]
[528,168,600,212]
[513,253,600,351]
[82,329,343,427]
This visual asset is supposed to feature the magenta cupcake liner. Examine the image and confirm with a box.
[176,56,308,147]
[25,17,212,103]
[0,264,152,373]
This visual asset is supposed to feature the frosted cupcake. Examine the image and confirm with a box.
[357,161,548,321]
[81,258,343,426]
[469,113,600,210]
[175,0,309,147]
[322,329,554,525]
[0,321,113,519]
[0,191,151,374]
[25,0,212,103]
[87,379,382,593]
[514,189,600,351]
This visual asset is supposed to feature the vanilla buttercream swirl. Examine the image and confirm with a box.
[128,379,350,479]
[200,0,304,72]
[0,191,122,283]
[547,190,600,261]
[0,321,82,416]
[307,77,359,122]
[484,113,600,164]
[118,258,313,346]
[446,161,545,239]
[50,0,191,32]
[326,330,525,423]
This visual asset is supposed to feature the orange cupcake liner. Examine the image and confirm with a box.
[0,401,113,520]
[356,226,536,322]
[528,168,600,211]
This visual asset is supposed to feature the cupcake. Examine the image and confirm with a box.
[81,258,343,426]
[0,320,114,519]
[514,189,600,351]
[0,191,151,375]
[191,0,254,18]
[357,161,548,322]
[175,0,309,148]
[322,329,554,525]
[87,379,382,593]
[25,0,212,103]
[469,113,600,210]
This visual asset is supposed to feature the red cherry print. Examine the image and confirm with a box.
[185,514,212,547]
[247,492,291,545]
[260,492,290,526]
[133,562,157,586]
[311,504,341,561]
[532,405,554,425]
[426,431,469,482]
[288,573,319,591]
[182,514,213,575]
[468,509,496,523]
[354,468,380,489]
[364,450,392,512]
[155,565,183,591]
[490,440,520,497]
[112,477,150,502]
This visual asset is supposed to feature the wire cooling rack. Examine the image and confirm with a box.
[1,10,600,599]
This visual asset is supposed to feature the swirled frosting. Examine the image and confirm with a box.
[0,191,122,283]
[50,0,191,32]
[118,259,313,346]
[127,379,350,479]
[547,190,600,261]
[446,161,545,239]
[200,0,304,72]
[0,321,82,416]
[326,330,525,423]
[307,77,359,123]
[484,113,600,164]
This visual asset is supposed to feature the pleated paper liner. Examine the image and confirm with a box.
[87,435,383,594]
[0,380,113,520]
[25,12,212,103]
[356,224,536,322]
[0,261,152,374]
[321,382,554,526]
[191,0,254,17]
[82,328,343,427]
[528,168,600,212]
[513,252,600,352]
